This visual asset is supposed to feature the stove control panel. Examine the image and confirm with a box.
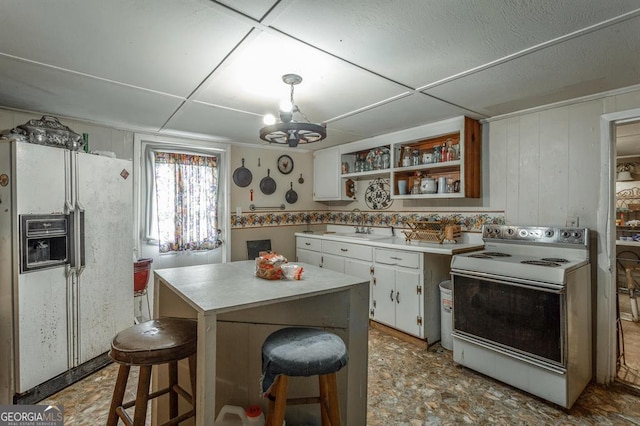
[483,225,588,246]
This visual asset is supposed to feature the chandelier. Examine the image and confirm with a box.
[259,74,326,148]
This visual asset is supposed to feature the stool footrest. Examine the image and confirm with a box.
[121,386,170,410]
[115,406,133,426]
[172,384,194,405]
[286,396,321,406]
[159,409,195,426]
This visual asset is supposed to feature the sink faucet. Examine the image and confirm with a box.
[351,208,367,234]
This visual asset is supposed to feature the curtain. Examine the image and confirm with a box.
[154,152,219,253]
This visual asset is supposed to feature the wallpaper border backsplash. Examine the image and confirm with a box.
[231,210,506,232]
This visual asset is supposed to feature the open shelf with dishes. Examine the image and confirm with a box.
[340,145,392,179]
[390,117,481,199]
[312,115,481,201]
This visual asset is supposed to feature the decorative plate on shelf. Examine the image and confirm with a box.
[277,154,294,174]
[365,178,393,210]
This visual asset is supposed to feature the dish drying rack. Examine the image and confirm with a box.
[402,220,461,244]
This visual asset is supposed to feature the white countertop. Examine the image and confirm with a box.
[154,260,369,315]
[295,227,484,255]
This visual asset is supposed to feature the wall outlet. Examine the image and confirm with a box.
[566,216,579,227]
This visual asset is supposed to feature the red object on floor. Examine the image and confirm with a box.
[133,258,153,293]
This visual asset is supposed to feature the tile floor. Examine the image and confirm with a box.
[41,326,640,425]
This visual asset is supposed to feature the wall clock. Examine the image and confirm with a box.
[277,154,294,175]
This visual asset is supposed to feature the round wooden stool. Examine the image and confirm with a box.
[107,317,197,426]
[261,327,348,426]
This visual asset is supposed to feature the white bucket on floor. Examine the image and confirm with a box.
[439,280,453,350]
[214,405,268,426]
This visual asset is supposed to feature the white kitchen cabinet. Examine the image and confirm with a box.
[321,241,373,302]
[313,146,347,201]
[295,234,454,344]
[296,236,322,267]
[372,249,423,337]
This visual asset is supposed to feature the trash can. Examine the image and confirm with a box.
[439,280,453,350]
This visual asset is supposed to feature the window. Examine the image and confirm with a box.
[152,151,220,253]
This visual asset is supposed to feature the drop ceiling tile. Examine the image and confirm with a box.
[163,101,264,144]
[270,0,640,88]
[0,0,253,97]
[0,56,183,131]
[424,16,640,117]
[329,93,473,140]
[192,31,408,121]
[215,0,278,20]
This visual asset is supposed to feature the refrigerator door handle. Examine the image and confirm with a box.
[75,203,86,276]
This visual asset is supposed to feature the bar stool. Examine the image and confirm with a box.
[107,317,197,426]
[261,327,348,426]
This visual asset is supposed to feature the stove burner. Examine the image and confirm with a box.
[469,254,494,259]
[482,252,511,257]
[541,257,569,263]
[521,260,561,267]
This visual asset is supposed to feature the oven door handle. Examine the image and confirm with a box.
[451,270,565,293]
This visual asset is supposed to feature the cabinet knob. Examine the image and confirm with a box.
[389,290,394,301]
[340,248,348,252]
[305,242,311,246]
[396,291,400,304]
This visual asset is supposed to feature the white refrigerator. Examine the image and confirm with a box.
[0,141,134,404]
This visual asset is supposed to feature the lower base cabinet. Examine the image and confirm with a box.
[372,263,422,337]
[296,236,451,344]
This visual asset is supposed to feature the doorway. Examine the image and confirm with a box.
[614,120,640,388]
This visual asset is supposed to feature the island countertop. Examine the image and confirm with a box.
[154,260,368,314]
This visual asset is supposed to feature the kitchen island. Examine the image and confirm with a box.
[152,260,369,426]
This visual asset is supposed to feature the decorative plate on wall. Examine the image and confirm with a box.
[365,178,393,210]
[277,154,294,174]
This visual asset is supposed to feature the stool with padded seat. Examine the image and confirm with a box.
[107,317,197,426]
[261,327,348,426]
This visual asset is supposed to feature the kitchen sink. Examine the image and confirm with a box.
[330,233,391,241]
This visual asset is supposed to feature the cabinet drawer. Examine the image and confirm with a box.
[375,248,420,269]
[322,240,372,261]
[296,237,321,252]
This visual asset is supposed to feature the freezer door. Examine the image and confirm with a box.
[73,153,133,365]
[15,142,69,215]
[16,267,69,393]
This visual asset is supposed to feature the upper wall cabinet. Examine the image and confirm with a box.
[313,146,345,201]
[312,116,481,201]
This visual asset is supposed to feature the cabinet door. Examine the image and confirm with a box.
[345,258,373,316]
[296,249,322,267]
[313,147,341,200]
[395,268,422,338]
[322,253,345,273]
[372,264,395,327]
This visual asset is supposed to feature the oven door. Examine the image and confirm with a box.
[451,271,566,366]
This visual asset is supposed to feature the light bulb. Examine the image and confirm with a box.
[263,114,276,125]
[279,99,293,113]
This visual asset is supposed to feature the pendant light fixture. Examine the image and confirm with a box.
[259,74,326,148]
[617,162,636,181]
